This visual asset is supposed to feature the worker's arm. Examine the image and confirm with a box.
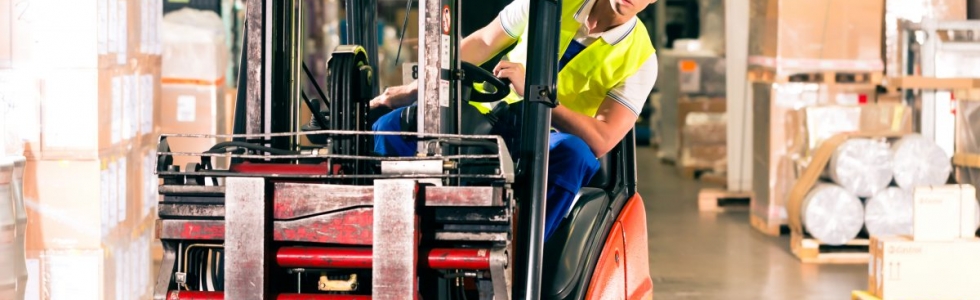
[552,101,638,158]
[370,18,517,109]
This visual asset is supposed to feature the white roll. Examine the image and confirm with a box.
[802,184,865,245]
[864,187,913,237]
[828,138,894,198]
[892,134,951,189]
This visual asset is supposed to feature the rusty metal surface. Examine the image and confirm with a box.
[159,203,225,219]
[158,219,226,240]
[154,242,179,300]
[273,208,374,245]
[159,185,225,196]
[244,0,265,134]
[433,207,510,224]
[274,182,502,219]
[434,232,509,242]
[417,0,442,141]
[372,180,420,298]
[490,247,511,300]
[425,186,503,207]
[224,177,272,299]
[273,183,373,219]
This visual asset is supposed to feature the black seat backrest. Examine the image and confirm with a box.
[585,154,611,189]
[542,187,610,299]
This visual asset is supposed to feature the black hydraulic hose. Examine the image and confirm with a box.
[206,141,301,156]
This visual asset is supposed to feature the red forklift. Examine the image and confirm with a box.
[153,0,653,299]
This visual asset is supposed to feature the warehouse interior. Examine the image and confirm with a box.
[3,0,980,299]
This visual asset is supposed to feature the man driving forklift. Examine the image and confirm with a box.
[371,0,658,241]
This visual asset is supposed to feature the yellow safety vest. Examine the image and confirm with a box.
[470,0,655,117]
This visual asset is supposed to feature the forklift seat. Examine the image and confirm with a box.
[542,187,610,299]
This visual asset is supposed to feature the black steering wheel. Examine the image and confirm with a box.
[462,62,512,103]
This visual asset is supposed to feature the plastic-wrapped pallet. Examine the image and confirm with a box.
[893,134,952,190]
[827,138,894,198]
[864,187,914,237]
[802,183,865,245]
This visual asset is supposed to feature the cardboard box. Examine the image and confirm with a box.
[913,184,978,241]
[158,83,229,168]
[0,70,42,158]
[872,236,980,300]
[749,0,885,62]
[22,149,148,251]
[22,227,155,300]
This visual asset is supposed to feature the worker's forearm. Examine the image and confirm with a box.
[460,35,499,65]
[551,106,615,158]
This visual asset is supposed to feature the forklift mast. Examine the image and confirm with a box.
[227,0,562,298]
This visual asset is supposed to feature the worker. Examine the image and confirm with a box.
[371,0,658,241]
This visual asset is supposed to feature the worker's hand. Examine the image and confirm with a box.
[493,61,525,97]
[370,83,418,109]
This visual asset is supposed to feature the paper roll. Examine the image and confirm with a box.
[864,187,913,237]
[802,184,865,245]
[828,138,894,197]
[893,134,951,189]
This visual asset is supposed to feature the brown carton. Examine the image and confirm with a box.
[22,147,147,251]
[750,0,885,65]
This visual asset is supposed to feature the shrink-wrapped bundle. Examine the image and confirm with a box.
[802,184,865,245]
[893,134,951,189]
[827,138,893,197]
[864,187,914,237]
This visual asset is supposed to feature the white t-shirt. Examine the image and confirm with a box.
[498,0,658,116]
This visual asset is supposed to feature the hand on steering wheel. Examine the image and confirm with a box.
[462,62,512,103]
[493,61,525,97]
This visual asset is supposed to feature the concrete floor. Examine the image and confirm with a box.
[636,147,867,300]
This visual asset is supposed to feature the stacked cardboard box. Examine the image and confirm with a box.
[159,8,231,169]
[0,0,163,298]
[869,184,980,299]
[747,0,888,232]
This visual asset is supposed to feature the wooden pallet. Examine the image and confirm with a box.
[750,214,788,236]
[747,68,883,85]
[678,163,716,180]
[697,172,727,187]
[851,291,879,300]
[697,188,750,212]
[790,232,869,264]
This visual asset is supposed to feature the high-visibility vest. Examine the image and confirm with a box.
[470,0,655,117]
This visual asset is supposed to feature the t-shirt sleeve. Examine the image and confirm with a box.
[497,0,530,39]
[606,53,658,116]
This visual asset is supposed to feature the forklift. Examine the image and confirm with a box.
[153,0,653,299]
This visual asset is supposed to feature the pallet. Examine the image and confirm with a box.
[747,68,883,85]
[749,214,788,236]
[790,231,869,264]
[697,188,750,212]
[678,164,717,180]
[697,172,727,187]
[851,291,879,300]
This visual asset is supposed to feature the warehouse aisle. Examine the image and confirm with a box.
[636,147,866,300]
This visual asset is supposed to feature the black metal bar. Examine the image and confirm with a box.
[623,130,638,196]
[512,0,561,298]
[345,0,380,95]
[302,62,330,108]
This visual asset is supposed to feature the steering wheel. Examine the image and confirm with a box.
[462,61,512,103]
